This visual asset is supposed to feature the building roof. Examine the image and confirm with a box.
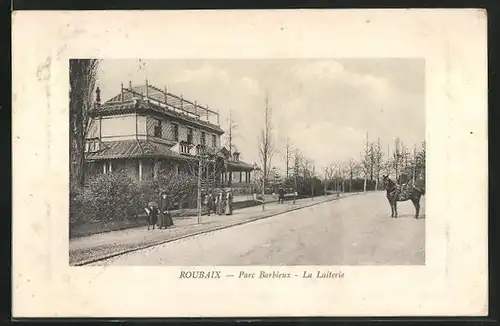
[86,140,198,162]
[90,99,225,135]
[91,84,225,135]
[227,160,255,171]
[86,140,256,171]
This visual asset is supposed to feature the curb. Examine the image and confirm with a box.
[73,192,364,266]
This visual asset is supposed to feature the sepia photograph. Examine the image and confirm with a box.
[69,59,426,266]
[13,10,487,318]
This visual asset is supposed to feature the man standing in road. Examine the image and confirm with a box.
[278,187,285,204]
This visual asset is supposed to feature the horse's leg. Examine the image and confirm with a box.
[412,196,420,219]
[394,201,398,218]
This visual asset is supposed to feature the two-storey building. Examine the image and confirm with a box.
[84,82,256,191]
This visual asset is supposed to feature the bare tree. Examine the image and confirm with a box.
[341,164,350,193]
[346,159,358,192]
[310,163,316,199]
[399,141,411,183]
[284,137,292,179]
[324,164,336,195]
[372,138,383,190]
[258,96,275,211]
[392,137,403,183]
[292,148,302,204]
[415,140,426,181]
[70,59,100,187]
[360,132,371,192]
[225,108,239,184]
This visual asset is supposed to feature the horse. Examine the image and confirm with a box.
[382,175,425,219]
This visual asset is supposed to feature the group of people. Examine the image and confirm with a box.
[144,191,174,230]
[205,188,234,216]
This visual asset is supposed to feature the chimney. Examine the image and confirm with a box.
[95,86,101,106]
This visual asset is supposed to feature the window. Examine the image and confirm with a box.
[187,128,193,144]
[153,118,162,138]
[172,123,179,141]
[201,132,206,146]
[212,135,217,147]
[85,141,100,153]
[180,144,190,154]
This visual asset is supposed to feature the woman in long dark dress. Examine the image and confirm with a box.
[225,189,233,215]
[159,191,174,228]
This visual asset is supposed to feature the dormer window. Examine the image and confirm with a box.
[232,152,240,161]
[212,134,217,147]
[153,118,162,138]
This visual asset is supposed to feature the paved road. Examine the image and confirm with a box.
[93,191,425,266]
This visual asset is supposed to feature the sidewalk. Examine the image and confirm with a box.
[70,192,361,265]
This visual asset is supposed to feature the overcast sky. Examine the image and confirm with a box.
[96,59,425,175]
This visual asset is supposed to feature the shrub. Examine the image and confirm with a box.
[69,171,140,223]
[155,170,198,208]
[69,169,200,224]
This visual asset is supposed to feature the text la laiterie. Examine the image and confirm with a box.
[238,270,344,279]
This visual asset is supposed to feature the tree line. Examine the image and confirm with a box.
[256,97,426,206]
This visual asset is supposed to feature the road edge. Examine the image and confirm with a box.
[73,192,364,266]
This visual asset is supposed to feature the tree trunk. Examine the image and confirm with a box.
[349,173,353,193]
[262,167,266,211]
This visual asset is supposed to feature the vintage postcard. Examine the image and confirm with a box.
[12,9,488,317]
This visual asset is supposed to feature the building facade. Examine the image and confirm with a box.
[84,82,256,192]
